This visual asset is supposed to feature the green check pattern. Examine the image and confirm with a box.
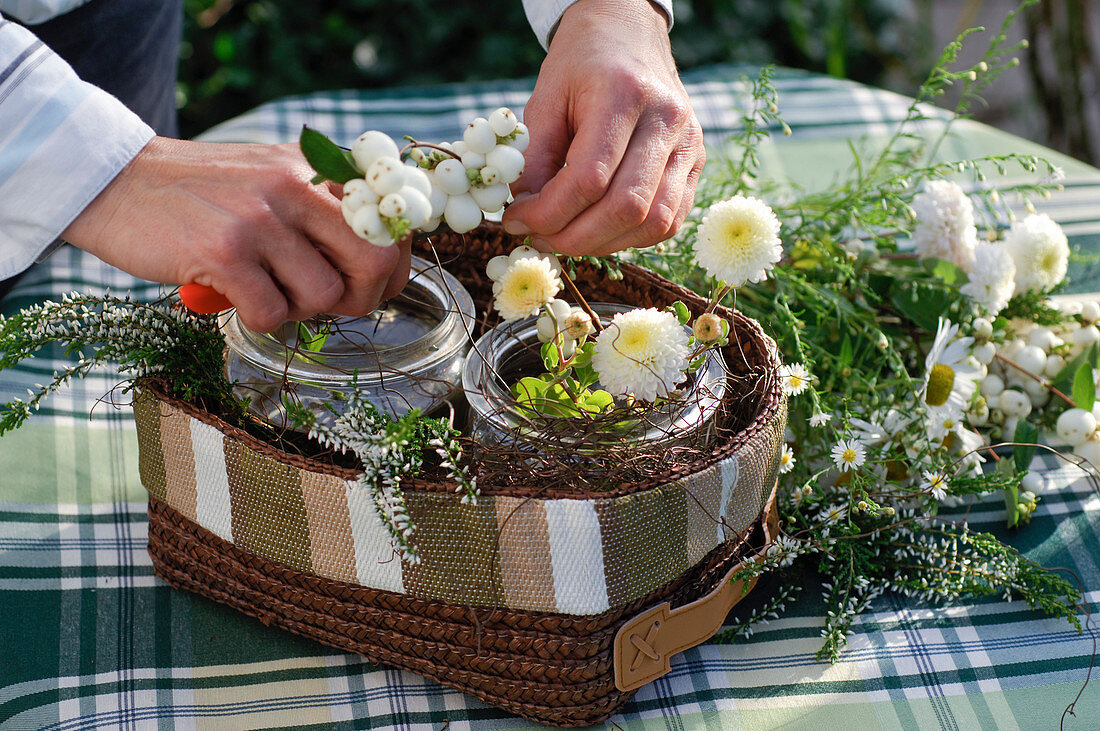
[3,64,1100,729]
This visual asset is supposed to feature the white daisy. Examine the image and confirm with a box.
[909,180,978,271]
[693,195,782,286]
[831,439,866,472]
[592,308,690,402]
[920,470,949,501]
[490,256,562,322]
[922,318,980,421]
[809,411,832,428]
[779,444,796,474]
[1004,213,1069,294]
[780,363,812,396]
[960,241,1016,315]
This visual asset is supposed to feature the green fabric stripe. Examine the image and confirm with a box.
[595,484,690,608]
[222,439,313,574]
[402,492,503,607]
[132,391,167,501]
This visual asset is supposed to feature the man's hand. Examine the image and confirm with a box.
[501,0,704,257]
[63,137,411,332]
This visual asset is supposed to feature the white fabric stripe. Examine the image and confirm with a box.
[545,499,609,614]
[189,419,234,543]
[345,484,404,593]
[717,454,738,542]
[0,20,153,279]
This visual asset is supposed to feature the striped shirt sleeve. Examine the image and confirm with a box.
[521,0,673,50]
[0,16,154,279]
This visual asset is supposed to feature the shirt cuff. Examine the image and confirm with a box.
[522,0,674,50]
[0,18,154,280]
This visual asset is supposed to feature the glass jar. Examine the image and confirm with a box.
[461,303,727,450]
[223,256,475,428]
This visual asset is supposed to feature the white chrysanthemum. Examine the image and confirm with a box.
[780,363,811,396]
[491,257,562,322]
[1003,213,1069,294]
[693,195,782,286]
[960,241,1016,315]
[592,308,689,402]
[809,411,832,428]
[779,444,796,474]
[922,317,980,422]
[909,180,978,271]
[831,439,866,472]
[920,470,949,501]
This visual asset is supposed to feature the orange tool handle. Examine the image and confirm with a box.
[178,283,233,314]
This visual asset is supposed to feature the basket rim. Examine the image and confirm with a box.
[139,225,784,500]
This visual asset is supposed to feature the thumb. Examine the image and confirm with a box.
[510,92,570,197]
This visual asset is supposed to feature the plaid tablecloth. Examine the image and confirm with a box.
[4,64,1100,730]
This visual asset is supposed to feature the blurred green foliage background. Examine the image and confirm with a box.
[177,0,923,139]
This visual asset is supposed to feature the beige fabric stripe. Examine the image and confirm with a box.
[223,438,313,574]
[494,496,555,612]
[682,455,726,565]
[594,485,689,608]
[158,402,198,522]
[300,471,357,583]
[132,391,167,501]
[403,493,503,607]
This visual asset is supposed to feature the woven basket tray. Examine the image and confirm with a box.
[134,224,787,726]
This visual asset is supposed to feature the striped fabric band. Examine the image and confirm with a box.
[133,388,786,615]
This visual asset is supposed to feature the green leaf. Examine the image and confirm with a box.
[512,376,547,407]
[1013,419,1038,475]
[1004,482,1020,528]
[540,341,559,370]
[839,335,853,365]
[297,322,330,352]
[299,126,362,184]
[670,301,690,326]
[572,342,594,369]
[1073,363,1096,411]
[573,363,598,390]
[1052,348,1092,395]
[922,257,969,286]
[889,280,958,333]
[583,389,614,413]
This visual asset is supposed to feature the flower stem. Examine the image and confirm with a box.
[559,267,603,333]
[994,352,1076,408]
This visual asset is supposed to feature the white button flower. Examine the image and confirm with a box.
[1004,213,1069,294]
[960,242,1016,315]
[487,247,563,322]
[909,180,978,271]
[591,308,690,402]
[693,195,782,286]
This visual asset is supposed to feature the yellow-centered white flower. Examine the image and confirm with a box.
[920,470,949,501]
[491,257,562,322]
[780,363,811,396]
[779,444,796,474]
[831,439,866,472]
[922,317,980,421]
[592,308,689,402]
[693,195,782,286]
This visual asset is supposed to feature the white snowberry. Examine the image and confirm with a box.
[1014,345,1047,376]
[351,130,399,173]
[508,122,530,152]
[464,118,497,155]
[980,373,1005,398]
[451,140,468,157]
[401,164,432,197]
[366,157,405,196]
[443,193,483,233]
[972,342,995,365]
[479,166,502,186]
[1044,354,1065,377]
[469,183,510,213]
[1071,325,1100,348]
[378,192,407,219]
[486,144,525,183]
[398,186,431,228]
[1074,438,1100,465]
[421,217,441,233]
[426,177,448,219]
[973,317,993,340]
[351,204,386,241]
[1028,327,1060,352]
[1057,408,1097,447]
[461,151,486,170]
[434,159,471,195]
[1082,301,1100,324]
[998,389,1031,418]
[489,107,518,137]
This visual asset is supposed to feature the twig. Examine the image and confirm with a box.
[995,352,1076,407]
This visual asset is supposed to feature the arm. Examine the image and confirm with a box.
[505,0,704,257]
[0,16,408,332]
